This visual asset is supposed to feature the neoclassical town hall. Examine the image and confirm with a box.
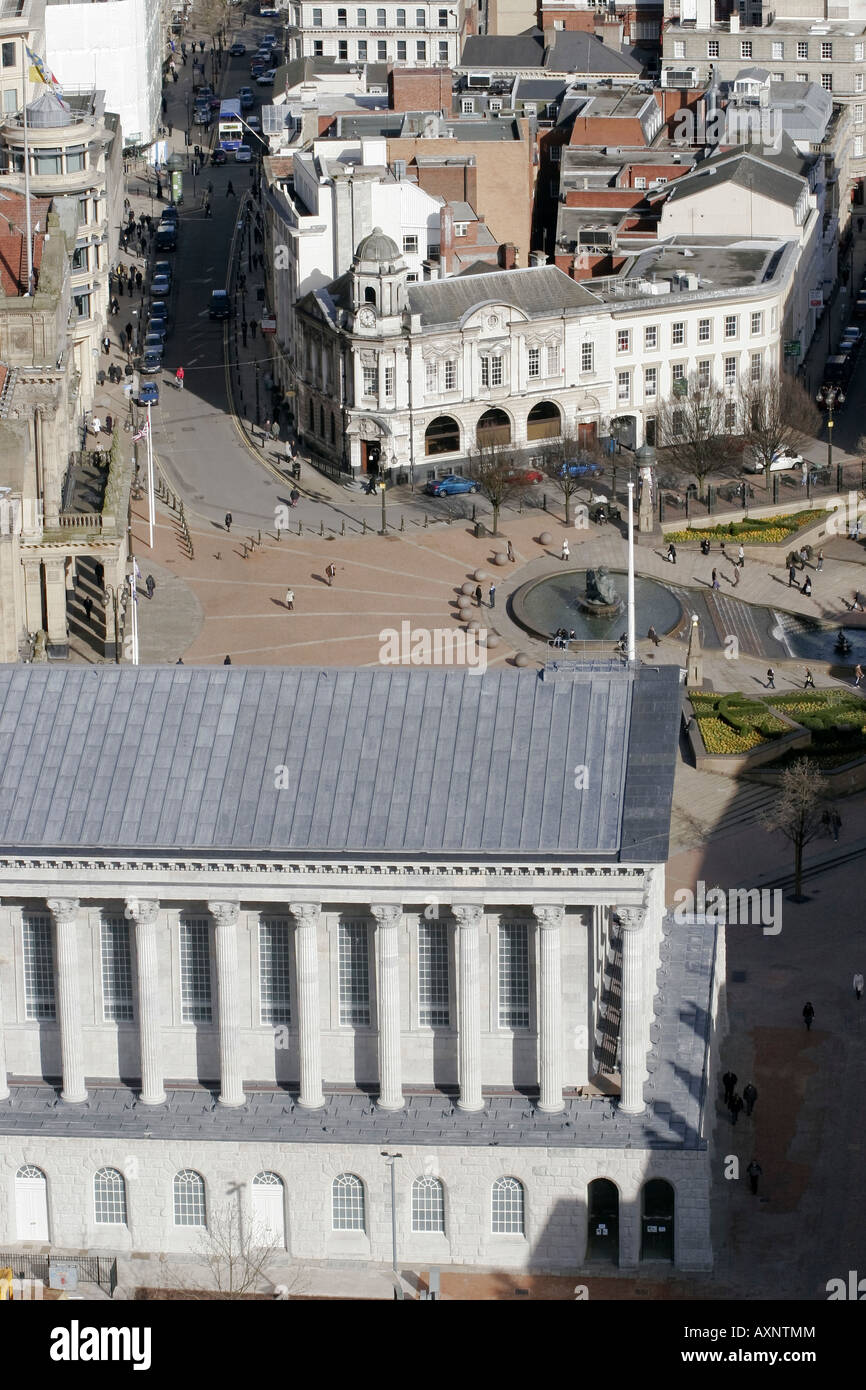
[0,663,719,1280]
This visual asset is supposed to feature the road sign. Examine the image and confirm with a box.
[809,289,824,308]
[784,340,801,357]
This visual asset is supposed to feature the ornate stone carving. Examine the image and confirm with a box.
[617,906,647,932]
[370,904,402,927]
[452,904,483,929]
[289,902,321,925]
[208,901,240,927]
[124,898,159,925]
[533,905,566,930]
[46,898,79,921]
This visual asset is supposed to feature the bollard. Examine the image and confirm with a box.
[400,514,405,531]
[472,504,476,522]
[543,494,548,511]
[341,518,345,536]
[320,520,325,537]
[298,520,302,536]
[447,513,452,524]
[362,518,367,534]
[276,527,281,542]
[424,514,428,528]
[257,530,261,547]
[241,543,247,559]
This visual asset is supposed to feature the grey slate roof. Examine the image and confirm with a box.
[0,664,680,861]
[460,30,545,70]
[547,31,644,77]
[664,153,805,210]
[0,912,715,1150]
[406,264,598,326]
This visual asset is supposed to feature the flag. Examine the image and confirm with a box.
[132,421,149,443]
[25,44,62,96]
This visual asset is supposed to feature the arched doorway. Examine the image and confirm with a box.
[425,415,460,456]
[586,1178,619,1262]
[252,1172,286,1249]
[526,400,561,442]
[641,1179,675,1262]
[476,408,511,448]
[15,1165,49,1241]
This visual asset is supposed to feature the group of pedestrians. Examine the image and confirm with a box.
[722,1071,763,1193]
[474,583,496,608]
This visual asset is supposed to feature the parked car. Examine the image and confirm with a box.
[137,380,159,406]
[209,289,231,319]
[560,458,604,479]
[505,467,544,485]
[229,41,246,56]
[855,296,866,318]
[143,330,165,353]
[424,474,479,496]
[261,33,277,46]
[743,447,803,473]
[250,56,266,73]
[154,226,176,251]
[245,113,261,131]
[256,68,276,85]
[211,148,228,165]
[140,348,163,374]
[259,3,279,13]
[159,205,178,224]
[149,300,170,326]
[147,317,169,343]
[234,144,252,162]
[151,273,171,298]
[153,261,173,288]
[238,89,254,110]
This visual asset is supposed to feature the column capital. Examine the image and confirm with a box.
[452,904,483,929]
[289,902,321,926]
[533,904,565,930]
[46,898,79,922]
[208,901,239,928]
[124,898,159,926]
[370,903,402,928]
[617,905,647,933]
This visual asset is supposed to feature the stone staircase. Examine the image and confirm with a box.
[670,761,780,852]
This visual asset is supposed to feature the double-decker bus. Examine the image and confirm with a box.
[218,99,243,151]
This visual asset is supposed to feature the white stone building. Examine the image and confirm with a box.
[44,0,162,148]
[0,663,719,1278]
[288,1,462,70]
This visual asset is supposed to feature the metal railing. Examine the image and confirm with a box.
[0,1251,117,1295]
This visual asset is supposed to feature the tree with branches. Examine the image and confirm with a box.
[161,1197,300,1299]
[654,375,739,500]
[539,430,605,527]
[466,438,531,536]
[759,758,832,900]
[738,368,820,484]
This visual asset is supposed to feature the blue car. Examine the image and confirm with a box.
[137,381,159,405]
[424,474,479,496]
[560,458,604,479]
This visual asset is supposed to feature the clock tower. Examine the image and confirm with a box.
[350,227,408,334]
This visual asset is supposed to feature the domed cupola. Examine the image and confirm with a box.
[351,226,408,322]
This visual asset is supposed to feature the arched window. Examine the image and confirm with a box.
[15,1165,49,1241]
[252,1171,286,1248]
[94,1168,128,1226]
[491,1177,525,1235]
[364,286,377,305]
[412,1176,445,1233]
[526,400,561,442]
[397,6,406,22]
[173,1170,206,1227]
[425,414,460,456]
[332,1173,366,1231]
[476,407,511,447]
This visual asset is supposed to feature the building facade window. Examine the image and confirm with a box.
[415,6,425,22]
[94,1168,128,1226]
[528,345,540,377]
[822,73,832,91]
[855,104,864,124]
[771,41,783,59]
[180,920,212,1023]
[357,7,367,22]
[332,1173,366,1230]
[444,358,456,389]
[173,1170,206,1227]
[498,922,529,1028]
[697,359,711,389]
[821,41,832,59]
[857,42,864,60]
[312,6,322,22]
[418,920,449,1026]
[259,920,291,1025]
[1,41,15,67]
[644,324,657,349]
[698,317,711,342]
[750,352,762,383]
[857,73,865,94]
[338,39,348,58]
[481,354,503,387]
[362,365,378,396]
[378,39,387,58]
[100,916,133,1022]
[412,1176,445,1232]
[724,314,738,339]
[707,40,719,58]
[416,39,426,59]
[377,6,386,21]
[740,41,752,59]
[856,135,865,158]
[644,366,657,398]
[491,1177,525,1235]
[617,370,631,402]
[339,921,370,1025]
[383,364,394,396]
[397,39,406,58]
[797,41,808,58]
[724,355,737,387]
[337,6,347,22]
[425,359,437,393]
[750,311,763,335]
[724,400,737,430]
[581,340,594,372]
[461,97,474,113]
[617,328,630,353]
[546,343,560,375]
[673,40,685,59]
[357,39,367,58]
[23,913,55,1020]
[397,6,406,21]
[671,321,685,347]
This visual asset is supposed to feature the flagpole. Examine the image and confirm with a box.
[146,402,155,548]
[129,570,139,665]
[627,481,636,664]
[22,84,33,295]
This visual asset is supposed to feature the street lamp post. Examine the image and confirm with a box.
[816,383,846,491]
[380,1152,403,1296]
[379,477,387,534]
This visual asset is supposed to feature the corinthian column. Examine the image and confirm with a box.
[0,939,9,1102]
[47,899,86,1103]
[371,904,404,1112]
[452,905,484,1112]
[533,904,565,1114]
[289,903,324,1110]
[618,905,647,1116]
[208,901,245,1107]
[124,899,165,1105]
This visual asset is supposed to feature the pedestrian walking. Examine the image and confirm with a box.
[225,513,233,532]
[817,549,824,572]
[285,588,294,610]
[204,198,211,217]
[475,583,483,607]
[854,972,864,1001]
[489,583,496,609]
[711,568,720,591]
[830,809,841,842]
[145,574,155,600]
[125,321,133,345]
[119,330,126,353]
[738,544,745,568]
[728,1092,744,1125]
[135,269,143,292]
[223,655,232,664]
[83,596,93,623]
[175,366,185,390]
[105,414,113,435]
[722,1070,737,1104]
[325,562,336,587]
[788,563,797,587]
[853,664,863,688]
[250,319,257,339]
[102,333,111,355]
[803,1000,815,1031]
[743,1082,758,1116]
[804,668,815,689]
[561,538,570,561]
[647,625,660,646]
[766,667,775,689]
[91,415,101,437]
[507,539,515,563]
[156,175,162,199]
[226,180,235,197]
[802,575,812,597]
[271,421,280,442]
[667,542,677,564]
[746,1160,762,1195]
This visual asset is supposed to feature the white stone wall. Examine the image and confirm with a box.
[0,1133,713,1271]
[46,0,162,147]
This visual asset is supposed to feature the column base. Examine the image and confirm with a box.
[537,1099,566,1115]
[456,1097,485,1113]
[139,1091,167,1106]
[618,1100,646,1116]
[47,642,69,660]
[376,1096,405,1112]
[297,1093,325,1110]
[60,1089,88,1104]
[218,1094,246,1108]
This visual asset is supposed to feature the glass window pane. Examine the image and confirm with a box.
[339,921,370,1025]
[498,922,529,1028]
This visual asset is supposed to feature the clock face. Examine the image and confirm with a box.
[359,307,377,327]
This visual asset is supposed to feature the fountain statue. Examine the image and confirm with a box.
[579,566,624,617]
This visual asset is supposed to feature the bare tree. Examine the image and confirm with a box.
[738,368,820,483]
[654,375,738,501]
[161,1198,300,1300]
[467,438,531,536]
[759,758,831,900]
[539,430,605,527]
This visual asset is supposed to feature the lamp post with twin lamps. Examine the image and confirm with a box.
[816,383,846,492]
[380,1151,403,1298]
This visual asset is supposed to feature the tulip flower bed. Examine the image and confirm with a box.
[765,691,866,767]
[689,689,866,766]
[666,510,826,546]
[689,693,788,752]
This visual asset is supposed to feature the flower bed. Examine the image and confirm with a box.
[765,691,866,767]
[666,510,827,546]
[695,716,767,754]
[689,692,788,753]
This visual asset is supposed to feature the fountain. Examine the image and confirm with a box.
[578,566,624,619]
[511,569,684,645]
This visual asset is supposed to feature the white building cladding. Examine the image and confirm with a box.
[293,226,810,475]
[44,0,162,147]
[0,663,719,1273]
[288,2,462,69]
